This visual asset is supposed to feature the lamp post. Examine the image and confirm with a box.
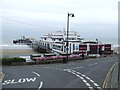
[96,39,99,57]
[66,12,74,62]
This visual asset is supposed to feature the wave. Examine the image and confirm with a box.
[0,44,32,49]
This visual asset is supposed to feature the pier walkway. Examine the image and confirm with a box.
[13,38,52,53]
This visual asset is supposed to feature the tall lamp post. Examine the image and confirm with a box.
[66,12,74,62]
[96,39,99,57]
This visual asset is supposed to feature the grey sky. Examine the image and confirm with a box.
[0,0,118,44]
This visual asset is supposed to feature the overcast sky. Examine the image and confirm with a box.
[0,0,119,44]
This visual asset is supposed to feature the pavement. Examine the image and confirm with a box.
[1,55,118,89]
[109,63,118,89]
[102,61,119,90]
[0,72,5,82]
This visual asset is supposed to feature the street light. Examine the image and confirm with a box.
[96,39,99,57]
[66,12,75,62]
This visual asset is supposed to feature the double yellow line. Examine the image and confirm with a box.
[102,62,118,90]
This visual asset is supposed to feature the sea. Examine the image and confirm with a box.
[0,38,119,57]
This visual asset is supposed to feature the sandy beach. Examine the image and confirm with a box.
[0,47,119,57]
[0,49,38,57]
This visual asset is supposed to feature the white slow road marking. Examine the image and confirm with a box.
[32,71,40,77]
[37,82,43,90]
[2,77,37,85]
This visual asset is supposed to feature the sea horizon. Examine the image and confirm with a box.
[0,44,32,49]
[1,37,119,49]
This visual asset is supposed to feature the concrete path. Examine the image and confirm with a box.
[0,72,5,82]
[110,63,118,88]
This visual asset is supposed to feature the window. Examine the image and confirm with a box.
[59,39,62,41]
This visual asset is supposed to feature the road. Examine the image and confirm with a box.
[2,56,118,89]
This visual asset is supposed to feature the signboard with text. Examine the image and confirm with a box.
[79,45,87,50]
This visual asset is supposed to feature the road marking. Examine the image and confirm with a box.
[11,79,17,84]
[42,66,101,89]
[85,83,91,87]
[2,77,37,85]
[88,63,98,67]
[64,69,94,89]
[76,72,81,74]
[71,70,76,72]
[88,87,94,90]
[97,87,101,90]
[88,64,93,66]
[79,66,84,68]
[102,62,118,90]
[71,70,101,89]
[32,71,40,77]
[94,63,98,65]
[37,82,43,90]
[77,76,84,80]
[2,80,11,85]
[69,66,84,69]
[85,77,90,80]
[76,74,80,77]
[82,80,87,83]
[89,80,94,83]
[26,77,37,82]
[43,67,50,69]
[71,72,76,75]
[81,74,86,77]
[18,78,26,83]
[93,83,99,87]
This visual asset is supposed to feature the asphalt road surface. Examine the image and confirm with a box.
[2,56,118,89]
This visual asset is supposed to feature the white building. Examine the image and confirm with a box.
[39,30,84,54]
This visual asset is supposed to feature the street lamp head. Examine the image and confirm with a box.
[71,14,74,17]
[68,13,75,17]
